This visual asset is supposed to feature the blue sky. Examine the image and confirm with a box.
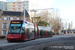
[50,0,75,29]
[6,0,75,29]
[50,0,75,19]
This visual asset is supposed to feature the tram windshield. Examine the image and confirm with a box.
[8,24,21,33]
[8,21,23,34]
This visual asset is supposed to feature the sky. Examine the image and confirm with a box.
[6,0,75,29]
[6,0,75,19]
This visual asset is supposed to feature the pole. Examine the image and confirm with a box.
[60,18,61,35]
[54,8,56,19]
[71,21,72,33]
[34,10,36,24]
[31,12,32,23]
[71,21,72,30]
[66,21,67,34]
[23,4,25,21]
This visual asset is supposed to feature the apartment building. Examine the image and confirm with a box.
[4,1,36,19]
[5,1,29,12]
[0,1,37,22]
[0,0,6,11]
[0,10,29,36]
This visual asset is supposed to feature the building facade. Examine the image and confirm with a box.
[0,0,37,22]
[5,1,29,12]
[4,1,36,22]
[0,0,5,11]
[0,10,29,36]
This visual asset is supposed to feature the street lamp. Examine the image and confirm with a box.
[23,3,25,21]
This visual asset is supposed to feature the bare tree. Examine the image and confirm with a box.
[37,10,52,22]
[36,10,60,33]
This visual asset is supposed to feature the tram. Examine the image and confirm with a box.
[7,20,53,42]
[38,26,53,37]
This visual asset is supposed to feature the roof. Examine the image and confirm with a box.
[2,11,22,16]
[2,10,29,17]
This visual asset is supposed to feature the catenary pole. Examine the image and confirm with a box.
[23,4,25,21]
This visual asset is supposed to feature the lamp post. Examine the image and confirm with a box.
[60,18,62,35]
[23,3,25,21]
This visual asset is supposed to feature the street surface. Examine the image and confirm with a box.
[0,33,75,50]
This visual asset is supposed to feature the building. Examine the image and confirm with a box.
[5,1,29,12]
[0,10,29,36]
[4,1,37,22]
[0,0,38,37]
[0,0,38,22]
[68,22,71,30]
[0,0,6,11]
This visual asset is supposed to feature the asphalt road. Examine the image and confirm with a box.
[0,35,75,50]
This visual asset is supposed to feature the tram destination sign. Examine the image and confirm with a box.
[11,21,23,24]
[12,21,20,23]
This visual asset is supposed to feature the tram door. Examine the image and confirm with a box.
[27,24,35,40]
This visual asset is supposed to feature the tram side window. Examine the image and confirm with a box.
[48,30,50,35]
[27,24,34,34]
[32,26,34,34]
[21,22,25,34]
[35,27,37,36]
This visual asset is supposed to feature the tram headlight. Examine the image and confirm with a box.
[7,36,10,38]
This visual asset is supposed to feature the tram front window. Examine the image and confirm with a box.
[8,24,21,34]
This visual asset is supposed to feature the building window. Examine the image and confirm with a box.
[13,3,15,4]
[3,16,7,21]
[18,2,20,4]
[10,17,14,20]
[2,30,7,35]
[13,8,15,10]
[18,5,21,7]
[2,23,7,29]
[16,17,20,20]
[13,5,15,7]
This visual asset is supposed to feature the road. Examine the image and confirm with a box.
[0,35,75,50]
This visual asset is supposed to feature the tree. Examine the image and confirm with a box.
[38,21,49,27]
[37,10,51,22]
[32,17,41,25]
[33,17,49,27]
[36,10,60,33]
[35,17,41,25]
